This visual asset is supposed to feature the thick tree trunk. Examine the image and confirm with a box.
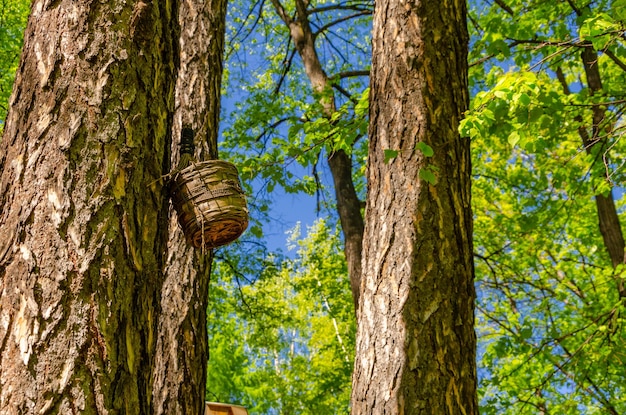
[270,0,365,311]
[351,0,478,413]
[152,0,227,413]
[0,0,178,413]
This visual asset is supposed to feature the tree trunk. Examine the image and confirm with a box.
[270,0,365,311]
[351,0,478,413]
[579,47,626,285]
[327,149,364,309]
[152,0,227,413]
[0,0,177,413]
[557,42,626,297]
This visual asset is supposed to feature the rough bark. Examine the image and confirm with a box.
[270,0,365,310]
[152,0,227,413]
[351,0,478,413]
[0,0,177,413]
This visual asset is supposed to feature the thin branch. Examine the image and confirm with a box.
[541,319,618,413]
[604,48,626,72]
[331,82,357,103]
[225,0,266,61]
[557,328,621,414]
[493,0,514,16]
[565,0,583,16]
[467,11,483,34]
[312,152,322,213]
[333,69,369,79]
[212,253,254,314]
[555,65,571,94]
[307,2,373,15]
[273,47,297,94]
[254,117,292,142]
[318,30,352,66]
[469,53,497,67]
[270,0,291,25]
[510,37,585,48]
[313,11,372,38]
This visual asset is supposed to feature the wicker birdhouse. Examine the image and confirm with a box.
[170,160,248,249]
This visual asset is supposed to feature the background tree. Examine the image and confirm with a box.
[218,0,372,310]
[268,0,368,309]
[207,221,355,413]
[464,0,626,412]
[351,0,477,413]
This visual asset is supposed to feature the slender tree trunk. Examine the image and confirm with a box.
[579,47,626,285]
[0,0,177,413]
[327,150,364,309]
[152,0,227,413]
[351,0,477,413]
[270,0,365,311]
[557,41,626,298]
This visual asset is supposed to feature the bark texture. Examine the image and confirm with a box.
[270,0,365,310]
[0,0,177,413]
[351,0,478,413]
[152,0,227,413]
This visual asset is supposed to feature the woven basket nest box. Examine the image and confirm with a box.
[170,160,248,249]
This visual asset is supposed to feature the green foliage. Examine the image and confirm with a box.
[383,148,398,163]
[415,141,434,157]
[418,165,437,185]
[468,0,626,412]
[0,0,29,129]
[219,0,371,212]
[207,221,355,414]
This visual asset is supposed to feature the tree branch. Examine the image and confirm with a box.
[331,82,357,103]
[313,11,372,38]
[273,47,297,94]
[270,0,292,25]
[565,0,583,16]
[493,0,514,16]
[604,48,626,72]
[333,69,369,79]
[225,0,266,60]
[308,2,373,15]
[253,117,291,142]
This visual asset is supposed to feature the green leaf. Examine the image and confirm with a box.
[493,90,508,99]
[579,13,618,50]
[616,0,626,22]
[419,166,437,185]
[487,38,510,58]
[355,88,370,117]
[516,92,531,106]
[520,326,533,340]
[458,118,474,137]
[507,131,520,147]
[415,142,434,157]
[384,149,399,163]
